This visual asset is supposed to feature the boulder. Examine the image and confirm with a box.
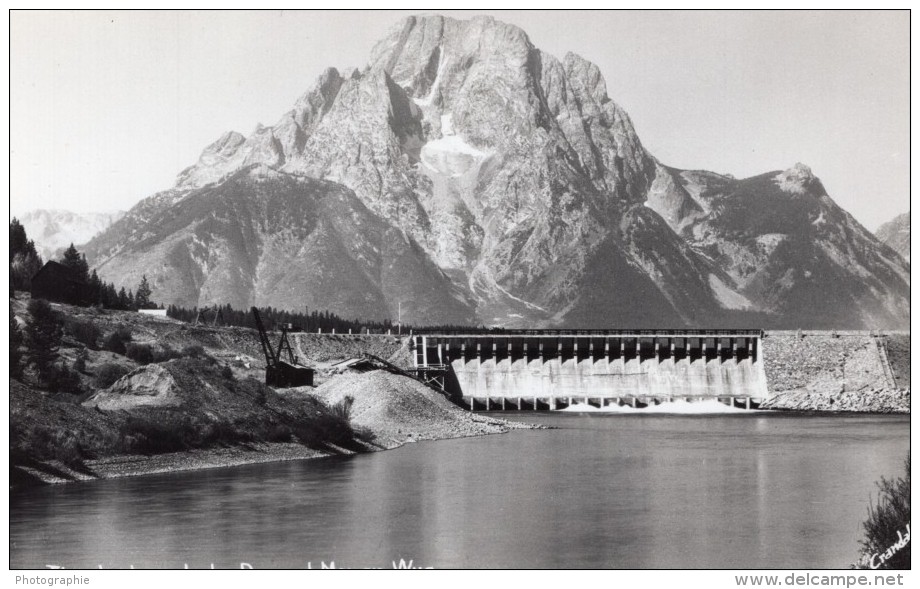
[83,364,182,411]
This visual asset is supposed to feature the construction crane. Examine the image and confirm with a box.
[251,307,313,388]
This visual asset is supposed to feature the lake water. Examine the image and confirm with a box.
[10,412,909,569]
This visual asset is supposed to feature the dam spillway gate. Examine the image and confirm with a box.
[411,330,768,410]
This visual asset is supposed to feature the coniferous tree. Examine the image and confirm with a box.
[135,275,153,309]
[103,283,119,308]
[61,243,80,267]
[10,218,30,261]
[117,287,129,310]
[9,219,44,291]
[25,298,63,382]
[88,270,103,306]
[60,244,89,282]
[79,253,90,282]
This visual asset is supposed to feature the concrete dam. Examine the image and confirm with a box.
[411,330,769,410]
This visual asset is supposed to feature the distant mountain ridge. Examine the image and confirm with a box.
[876,212,910,264]
[17,209,124,261]
[84,14,910,329]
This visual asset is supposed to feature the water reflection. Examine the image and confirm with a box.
[10,414,908,569]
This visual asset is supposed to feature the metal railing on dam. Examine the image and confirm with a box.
[411,328,765,337]
[411,330,769,411]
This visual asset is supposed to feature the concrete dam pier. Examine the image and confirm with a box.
[411,330,769,410]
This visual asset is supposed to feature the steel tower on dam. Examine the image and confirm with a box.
[411,330,769,410]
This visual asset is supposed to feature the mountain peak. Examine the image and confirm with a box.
[212,131,247,153]
[876,212,910,263]
[563,51,610,105]
[86,14,909,329]
[774,162,818,195]
[18,209,125,260]
[370,14,534,82]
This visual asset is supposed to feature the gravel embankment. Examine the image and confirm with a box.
[760,387,910,413]
[763,334,893,394]
[290,333,406,365]
[884,334,910,389]
[762,333,909,413]
[310,370,539,449]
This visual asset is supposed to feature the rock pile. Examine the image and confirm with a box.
[760,387,909,413]
[83,364,182,410]
[763,335,893,393]
[290,333,406,365]
[311,370,536,447]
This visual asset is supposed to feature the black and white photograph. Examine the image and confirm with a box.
[8,9,911,574]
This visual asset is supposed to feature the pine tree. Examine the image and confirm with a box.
[61,243,80,269]
[9,219,43,291]
[103,283,118,308]
[9,219,37,261]
[10,250,43,291]
[25,298,63,381]
[79,253,90,283]
[88,270,103,306]
[135,275,153,309]
[60,244,89,283]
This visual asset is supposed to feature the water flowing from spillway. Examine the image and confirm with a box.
[450,353,769,399]
[558,399,757,414]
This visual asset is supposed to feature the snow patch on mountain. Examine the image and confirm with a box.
[421,135,491,178]
[441,113,454,135]
[412,52,447,107]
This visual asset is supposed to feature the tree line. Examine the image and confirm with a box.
[166,304,400,334]
[9,219,157,310]
[59,242,157,310]
[166,303,505,335]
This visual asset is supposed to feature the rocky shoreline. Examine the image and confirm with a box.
[15,420,540,487]
[760,387,910,414]
[13,370,542,487]
[760,333,909,414]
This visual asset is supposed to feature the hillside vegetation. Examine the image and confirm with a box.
[9,293,532,486]
[9,295,373,485]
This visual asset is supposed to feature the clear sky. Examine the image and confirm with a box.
[9,10,909,230]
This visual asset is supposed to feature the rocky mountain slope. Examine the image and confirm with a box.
[84,15,910,329]
[17,209,124,261]
[876,212,909,263]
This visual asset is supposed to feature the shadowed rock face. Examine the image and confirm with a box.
[84,15,909,329]
[86,167,476,326]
